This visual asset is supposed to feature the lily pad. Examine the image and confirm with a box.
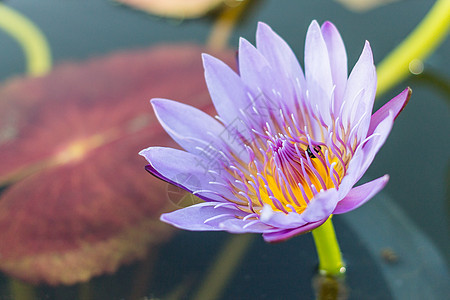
[0,45,235,285]
[116,0,225,18]
[333,0,401,12]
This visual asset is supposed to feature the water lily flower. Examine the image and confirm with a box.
[140,21,410,242]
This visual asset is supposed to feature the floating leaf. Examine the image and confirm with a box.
[333,0,401,12]
[0,45,235,285]
[116,0,225,18]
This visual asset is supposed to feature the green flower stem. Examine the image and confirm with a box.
[0,3,52,76]
[312,217,346,276]
[207,0,253,51]
[376,0,450,96]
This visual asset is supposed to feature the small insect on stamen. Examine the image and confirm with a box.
[307,145,322,158]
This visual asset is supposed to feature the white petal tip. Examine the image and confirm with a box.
[260,204,274,222]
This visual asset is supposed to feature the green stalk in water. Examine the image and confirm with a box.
[376,0,450,96]
[312,217,346,276]
[0,3,52,76]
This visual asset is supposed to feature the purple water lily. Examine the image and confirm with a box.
[140,20,410,242]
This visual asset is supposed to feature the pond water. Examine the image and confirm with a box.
[0,0,448,299]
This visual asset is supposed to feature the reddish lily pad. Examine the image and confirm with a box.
[0,45,235,285]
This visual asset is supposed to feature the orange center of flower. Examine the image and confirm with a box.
[218,113,353,215]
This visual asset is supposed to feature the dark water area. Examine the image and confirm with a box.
[0,216,394,299]
[0,0,448,299]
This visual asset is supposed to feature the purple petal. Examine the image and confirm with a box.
[161,202,273,233]
[218,217,277,233]
[139,147,235,202]
[321,21,347,109]
[368,87,411,136]
[260,205,307,229]
[262,218,328,243]
[344,110,394,187]
[341,41,376,139]
[238,37,271,89]
[151,98,222,153]
[300,188,340,223]
[256,22,305,112]
[259,189,338,229]
[358,111,394,177]
[343,41,376,107]
[333,175,389,214]
[337,149,365,199]
[151,98,247,160]
[202,54,251,128]
[256,22,302,77]
[304,20,333,109]
[238,38,288,128]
